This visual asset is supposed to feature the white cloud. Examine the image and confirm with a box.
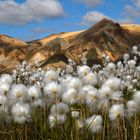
[81,11,110,26]
[122,0,140,23]
[0,0,64,25]
[123,5,140,18]
[80,0,140,27]
[81,11,134,26]
[79,0,103,7]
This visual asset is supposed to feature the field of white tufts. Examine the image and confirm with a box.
[0,46,140,140]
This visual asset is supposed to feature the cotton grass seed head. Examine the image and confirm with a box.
[62,88,78,105]
[104,77,121,91]
[67,77,82,90]
[127,100,138,116]
[99,85,112,100]
[10,84,27,102]
[82,72,98,85]
[11,103,31,124]
[44,82,62,98]
[109,104,124,121]
[28,86,42,100]
[71,111,79,118]
[77,65,90,77]
[86,88,99,105]
[44,70,58,83]
[0,74,13,85]
[50,102,69,116]
[85,115,103,133]
[0,83,10,96]
[133,91,140,105]
[49,114,67,128]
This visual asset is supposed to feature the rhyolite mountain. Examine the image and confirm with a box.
[1,18,140,73]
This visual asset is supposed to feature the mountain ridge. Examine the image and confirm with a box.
[1,18,140,72]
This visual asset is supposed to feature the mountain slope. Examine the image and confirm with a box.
[0,35,27,47]
[63,19,140,66]
[36,30,84,45]
[0,35,28,72]
[1,18,140,72]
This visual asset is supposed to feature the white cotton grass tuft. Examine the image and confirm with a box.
[10,84,27,102]
[81,85,95,91]
[85,115,103,133]
[77,65,90,77]
[126,100,138,116]
[11,103,31,124]
[44,81,62,98]
[67,77,82,90]
[0,74,13,85]
[0,83,10,96]
[111,91,123,101]
[106,62,116,73]
[71,111,79,118]
[123,53,129,61]
[82,72,98,85]
[49,114,67,128]
[62,88,78,105]
[60,75,72,87]
[99,85,112,100]
[48,115,56,128]
[128,60,136,68]
[49,102,68,127]
[86,88,99,112]
[133,91,140,105]
[104,77,121,91]
[27,86,42,101]
[109,104,124,121]
[77,85,94,104]
[132,46,138,53]
[117,61,123,68]
[86,88,99,106]
[50,102,69,116]
[44,70,58,83]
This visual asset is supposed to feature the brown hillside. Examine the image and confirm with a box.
[0,35,28,72]
[63,19,140,66]
[1,18,140,72]
[0,35,27,47]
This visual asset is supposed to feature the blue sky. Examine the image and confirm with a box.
[0,0,140,41]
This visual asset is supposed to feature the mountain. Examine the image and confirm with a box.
[0,34,27,47]
[64,19,140,66]
[1,18,140,72]
[0,35,28,72]
[39,18,140,68]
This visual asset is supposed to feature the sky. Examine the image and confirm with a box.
[0,0,140,41]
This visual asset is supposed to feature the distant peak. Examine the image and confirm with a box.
[94,18,114,27]
[99,18,113,22]
[87,18,120,32]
